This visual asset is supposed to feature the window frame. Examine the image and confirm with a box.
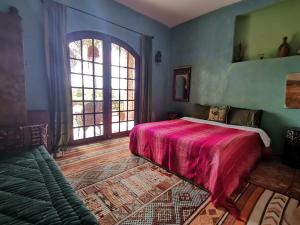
[67,31,140,145]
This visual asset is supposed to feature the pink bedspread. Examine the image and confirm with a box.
[129,119,263,216]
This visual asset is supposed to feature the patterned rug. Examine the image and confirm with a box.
[250,157,300,200]
[57,138,300,225]
[189,183,300,225]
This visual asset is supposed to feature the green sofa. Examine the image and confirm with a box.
[0,145,99,225]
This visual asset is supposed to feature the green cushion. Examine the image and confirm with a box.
[0,146,99,225]
[227,107,262,128]
[191,104,211,120]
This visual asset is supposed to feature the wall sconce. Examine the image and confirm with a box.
[155,51,162,63]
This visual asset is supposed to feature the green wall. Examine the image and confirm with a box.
[235,0,300,61]
[169,0,300,154]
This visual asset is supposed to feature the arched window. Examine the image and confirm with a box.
[68,31,139,143]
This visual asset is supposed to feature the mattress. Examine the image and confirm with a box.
[0,145,99,225]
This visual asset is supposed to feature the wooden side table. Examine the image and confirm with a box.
[282,127,300,168]
[167,112,182,120]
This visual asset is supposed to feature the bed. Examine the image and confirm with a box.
[129,117,270,216]
[0,145,99,225]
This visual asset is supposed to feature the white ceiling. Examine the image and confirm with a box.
[116,0,241,27]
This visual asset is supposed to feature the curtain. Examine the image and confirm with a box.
[139,35,153,123]
[44,0,71,153]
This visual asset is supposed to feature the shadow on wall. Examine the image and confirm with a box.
[261,111,285,155]
[290,32,300,55]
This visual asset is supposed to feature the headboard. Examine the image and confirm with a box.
[0,7,27,127]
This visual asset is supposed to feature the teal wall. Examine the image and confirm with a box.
[0,0,170,121]
[169,0,300,154]
[234,0,300,60]
[1,0,299,153]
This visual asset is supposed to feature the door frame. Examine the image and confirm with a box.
[67,31,140,145]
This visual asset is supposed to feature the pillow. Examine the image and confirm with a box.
[227,107,262,128]
[191,104,210,120]
[0,124,48,151]
[208,105,229,123]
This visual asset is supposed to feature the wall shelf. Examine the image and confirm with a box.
[232,55,300,65]
[233,0,300,63]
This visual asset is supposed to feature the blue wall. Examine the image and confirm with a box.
[169,0,300,154]
[0,0,170,121]
[1,0,299,153]
[0,0,47,110]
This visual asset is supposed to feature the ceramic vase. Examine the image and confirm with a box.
[278,36,290,57]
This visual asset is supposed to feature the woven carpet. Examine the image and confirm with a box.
[249,157,300,200]
[56,137,300,225]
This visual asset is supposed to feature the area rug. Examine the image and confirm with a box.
[249,157,300,200]
[189,183,300,225]
[56,137,146,190]
[76,162,210,224]
[57,138,300,225]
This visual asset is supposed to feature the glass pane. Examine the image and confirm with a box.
[95,125,103,136]
[85,126,94,138]
[120,122,127,132]
[120,101,127,111]
[112,112,119,122]
[128,90,134,100]
[72,102,83,114]
[120,90,127,100]
[94,64,103,76]
[83,75,93,88]
[128,101,134,110]
[94,40,103,63]
[95,89,103,100]
[95,77,103,88]
[112,101,119,111]
[128,121,134,130]
[71,74,82,87]
[120,112,127,122]
[83,61,93,75]
[95,101,103,113]
[72,88,82,101]
[69,41,81,59]
[84,89,93,101]
[73,128,84,140]
[95,113,103,124]
[70,59,82,73]
[112,123,119,133]
[111,66,119,78]
[128,111,134,120]
[111,43,120,66]
[112,90,119,100]
[73,115,83,127]
[128,53,135,68]
[82,39,93,61]
[128,69,135,79]
[120,68,127,78]
[85,114,94,126]
[111,78,119,89]
[84,102,94,113]
[128,79,134,90]
[120,47,127,67]
[120,79,127,89]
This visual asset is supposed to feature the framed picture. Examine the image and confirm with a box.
[173,66,192,102]
[285,73,300,108]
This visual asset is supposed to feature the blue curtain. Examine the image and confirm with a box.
[139,35,152,123]
[44,0,71,153]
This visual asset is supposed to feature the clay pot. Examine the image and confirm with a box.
[278,36,290,57]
